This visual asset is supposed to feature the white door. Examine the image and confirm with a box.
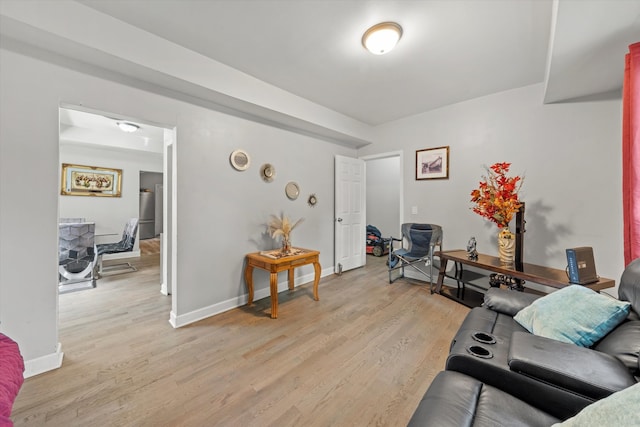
[334,155,366,273]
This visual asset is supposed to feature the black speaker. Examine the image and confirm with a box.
[566,247,598,285]
[515,202,525,270]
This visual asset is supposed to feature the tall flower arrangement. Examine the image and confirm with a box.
[470,162,523,229]
[268,213,304,253]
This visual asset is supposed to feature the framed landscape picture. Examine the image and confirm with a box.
[416,146,449,180]
[61,163,122,197]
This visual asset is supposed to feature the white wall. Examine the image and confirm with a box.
[0,46,355,375]
[59,143,163,252]
[365,156,401,238]
[359,84,624,286]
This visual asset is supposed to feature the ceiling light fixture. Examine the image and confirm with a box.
[362,22,403,55]
[116,121,140,133]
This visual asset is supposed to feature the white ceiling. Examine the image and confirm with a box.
[545,0,640,103]
[77,0,639,125]
[59,108,166,154]
[79,0,552,126]
[2,0,640,148]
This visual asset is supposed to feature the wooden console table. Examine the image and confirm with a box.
[434,250,614,301]
[244,248,321,319]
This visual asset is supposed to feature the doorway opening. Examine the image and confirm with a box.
[58,104,176,306]
[139,171,163,255]
[362,151,403,256]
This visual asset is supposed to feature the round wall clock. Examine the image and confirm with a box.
[230,149,250,171]
[285,182,300,200]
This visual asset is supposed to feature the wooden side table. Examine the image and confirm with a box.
[244,248,321,319]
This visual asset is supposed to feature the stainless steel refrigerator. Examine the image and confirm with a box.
[139,190,156,240]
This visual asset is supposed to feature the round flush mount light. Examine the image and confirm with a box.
[362,22,403,55]
[116,121,140,133]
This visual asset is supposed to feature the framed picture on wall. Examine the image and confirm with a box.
[416,146,449,180]
[60,163,122,197]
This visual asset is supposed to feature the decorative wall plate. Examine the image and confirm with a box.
[285,182,300,200]
[260,163,276,182]
[230,149,250,171]
[307,193,318,207]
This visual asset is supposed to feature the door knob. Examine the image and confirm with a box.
[336,218,343,222]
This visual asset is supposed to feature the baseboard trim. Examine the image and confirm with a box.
[24,342,64,378]
[169,266,333,328]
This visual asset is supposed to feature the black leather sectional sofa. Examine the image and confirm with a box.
[408,258,640,426]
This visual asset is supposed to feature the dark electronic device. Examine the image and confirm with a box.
[566,247,599,285]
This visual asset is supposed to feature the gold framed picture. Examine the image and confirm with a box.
[416,146,450,180]
[61,163,122,197]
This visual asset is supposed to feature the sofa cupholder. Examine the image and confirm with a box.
[466,345,493,359]
[471,332,497,344]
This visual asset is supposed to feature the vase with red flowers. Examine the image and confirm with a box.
[470,162,523,264]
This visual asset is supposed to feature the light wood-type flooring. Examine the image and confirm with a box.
[12,254,470,426]
[139,237,161,255]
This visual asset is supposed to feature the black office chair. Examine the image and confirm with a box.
[388,223,443,291]
[96,218,139,276]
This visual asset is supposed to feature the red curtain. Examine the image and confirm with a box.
[623,42,640,266]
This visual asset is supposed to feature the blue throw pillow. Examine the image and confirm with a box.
[513,285,631,347]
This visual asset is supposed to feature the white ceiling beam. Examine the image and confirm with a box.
[0,0,374,147]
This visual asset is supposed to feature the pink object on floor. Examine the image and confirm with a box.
[0,334,25,427]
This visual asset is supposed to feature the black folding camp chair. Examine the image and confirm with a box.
[388,223,443,291]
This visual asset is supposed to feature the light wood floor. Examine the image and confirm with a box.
[12,255,469,426]
[139,237,161,255]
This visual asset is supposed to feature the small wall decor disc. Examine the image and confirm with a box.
[260,163,276,182]
[285,182,300,200]
[308,193,318,207]
[230,149,250,171]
